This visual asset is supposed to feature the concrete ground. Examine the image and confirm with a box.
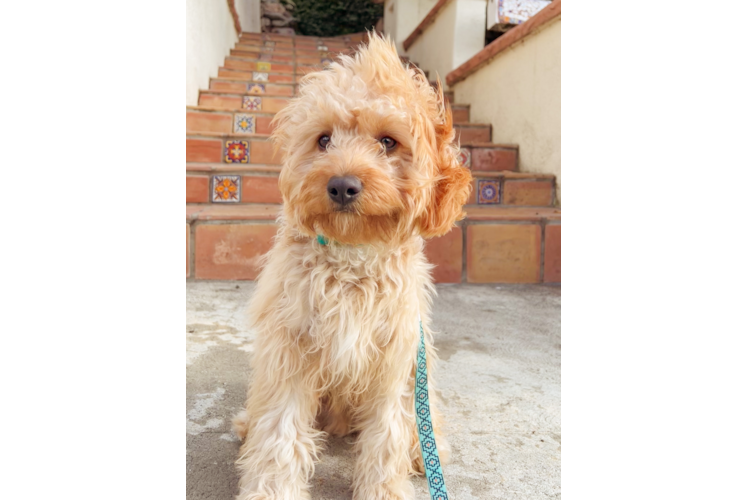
[187,282,560,500]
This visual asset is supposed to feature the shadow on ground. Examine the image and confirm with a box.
[187,282,561,499]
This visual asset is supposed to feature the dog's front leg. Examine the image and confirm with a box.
[236,346,321,500]
[353,380,416,500]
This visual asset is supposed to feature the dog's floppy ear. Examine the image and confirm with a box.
[417,84,473,239]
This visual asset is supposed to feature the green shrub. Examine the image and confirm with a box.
[288,0,383,37]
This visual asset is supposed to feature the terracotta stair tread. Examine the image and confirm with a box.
[212,75,296,84]
[463,142,518,149]
[187,132,272,140]
[186,163,281,173]
[186,204,558,223]
[464,206,560,221]
[187,204,280,221]
[187,106,278,115]
[199,89,291,98]
[471,171,554,179]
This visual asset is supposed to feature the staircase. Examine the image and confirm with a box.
[186,32,561,284]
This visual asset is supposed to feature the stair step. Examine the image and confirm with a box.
[186,204,560,283]
[457,143,518,171]
[186,136,279,164]
[187,110,276,135]
[187,173,282,204]
[451,104,469,123]
[217,68,296,83]
[185,170,554,207]
[186,163,281,173]
[197,92,290,112]
[455,123,491,144]
[208,79,295,95]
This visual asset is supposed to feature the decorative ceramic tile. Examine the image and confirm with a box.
[212,175,241,203]
[257,61,271,72]
[242,96,262,111]
[503,0,551,23]
[247,83,265,95]
[321,58,333,66]
[224,140,249,164]
[234,114,256,134]
[317,45,328,51]
[264,41,275,47]
[478,180,501,204]
[253,72,268,82]
[261,47,274,53]
[457,148,472,168]
[259,54,272,61]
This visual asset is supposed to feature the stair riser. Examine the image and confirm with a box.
[186,220,560,284]
[469,179,554,206]
[197,94,289,112]
[187,111,275,135]
[209,80,295,95]
[452,107,469,123]
[227,52,349,65]
[186,138,280,165]
[186,173,554,207]
[456,126,491,144]
[224,58,295,74]
[460,146,517,171]
[187,174,282,204]
[218,69,295,83]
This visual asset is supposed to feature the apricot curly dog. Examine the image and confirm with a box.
[232,33,472,500]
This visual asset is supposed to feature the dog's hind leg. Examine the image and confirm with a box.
[317,394,354,438]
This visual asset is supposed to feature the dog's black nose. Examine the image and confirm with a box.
[327,176,362,206]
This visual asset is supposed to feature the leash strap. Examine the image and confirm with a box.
[415,317,449,500]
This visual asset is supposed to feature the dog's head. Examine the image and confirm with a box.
[272,34,472,245]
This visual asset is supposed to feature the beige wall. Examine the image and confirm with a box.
[236,0,261,34]
[405,0,457,85]
[402,0,485,86]
[384,0,441,53]
[453,17,561,202]
[454,17,748,203]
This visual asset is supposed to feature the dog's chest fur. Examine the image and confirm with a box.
[293,238,431,384]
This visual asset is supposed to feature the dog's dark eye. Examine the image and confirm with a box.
[380,136,397,151]
[318,135,331,150]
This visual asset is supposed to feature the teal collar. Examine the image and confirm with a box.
[316,234,329,246]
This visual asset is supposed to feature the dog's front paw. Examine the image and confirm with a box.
[236,488,311,500]
[353,481,415,500]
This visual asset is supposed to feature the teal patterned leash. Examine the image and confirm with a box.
[415,317,449,500]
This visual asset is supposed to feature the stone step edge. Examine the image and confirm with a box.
[188,127,488,143]
[185,166,549,180]
[186,164,281,173]
[209,77,296,87]
[199,89,470,110]
[187,106,279,116]
[186,204,560,222]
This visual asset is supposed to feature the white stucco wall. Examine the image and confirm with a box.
[384,0,440,53]
[405,0,457,84]
[452,18,561,201]
[402,0,485,86]
[186,0,238,106]
[236,0,261,34]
